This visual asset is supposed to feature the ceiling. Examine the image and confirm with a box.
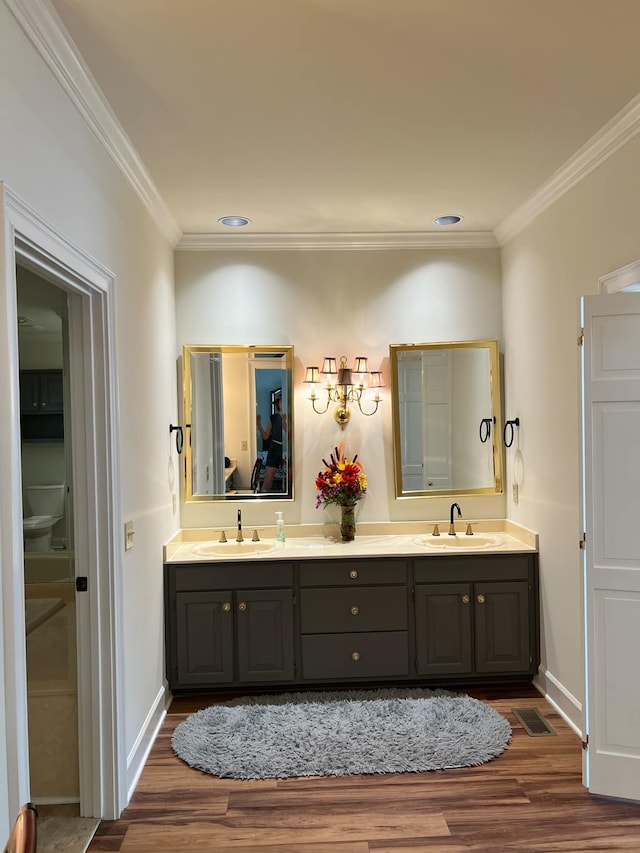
[38,0,640,246]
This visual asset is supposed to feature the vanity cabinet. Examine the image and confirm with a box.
[19,369,65,442]
[299,559,410,682]
[164,551,539,693]
[165,563,295,690]
[414,555,537,679]
[20,370,64,413]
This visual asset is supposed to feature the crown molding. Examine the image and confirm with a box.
[5,0,182,247]
[599,259,640,293]
[177,230,499,251]
[495,92,640,245]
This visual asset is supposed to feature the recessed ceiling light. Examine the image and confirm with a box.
[218,216,251,227]
[433,214,463,226]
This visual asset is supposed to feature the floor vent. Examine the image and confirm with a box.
[511,707,556,737]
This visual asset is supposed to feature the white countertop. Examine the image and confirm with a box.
[164,520,537,563]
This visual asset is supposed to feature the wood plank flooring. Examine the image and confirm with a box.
[88,686,640,852]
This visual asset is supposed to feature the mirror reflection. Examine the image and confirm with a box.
[390,340,503,498]
[183,345,294,501]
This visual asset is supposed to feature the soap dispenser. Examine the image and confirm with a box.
[275,511,286,542]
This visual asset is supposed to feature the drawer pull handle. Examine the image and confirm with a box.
[349,570,358,579]
[238,601,247,612]
[477,594,486,605]
[222,602,231,612]
[350,606,359,616]
[351,651,360,662]
[462,594,470,605]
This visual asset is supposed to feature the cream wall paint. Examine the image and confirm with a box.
[0,3,178,826]
[175,248,506,530]
[501,133,640,719]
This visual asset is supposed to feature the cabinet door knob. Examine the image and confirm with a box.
[350,606,359,616]
[32,402,38,408]
[222,602,231,612]
[41,402,47,407]
[238,601,247,612]
[477,594,486,605]
[351,651,360,662]
[462,594,470,605]
[349,569,358,579]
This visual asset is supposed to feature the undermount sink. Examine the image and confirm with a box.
[413,534,504,551]
[191,541,278,557]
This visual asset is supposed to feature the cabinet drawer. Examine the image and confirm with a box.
[171,562,294,591]
[301,632,409,680]
[414,555,532,584]
[299,559,407,587]
[300,586,407,633]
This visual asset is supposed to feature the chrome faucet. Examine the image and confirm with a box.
[236,508,243,542]
[449,502,462,535]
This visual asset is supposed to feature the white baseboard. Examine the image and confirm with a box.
[126,685,170,803]
[534,666,583,738]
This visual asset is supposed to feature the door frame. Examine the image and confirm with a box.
[0,184,126,821]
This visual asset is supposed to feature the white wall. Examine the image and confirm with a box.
[175,247,505,530]
[501,133,640,723]
[0,3,178,832]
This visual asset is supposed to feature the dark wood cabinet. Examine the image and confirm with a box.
[164,551,539,693]
[474,580,531,673]
[235,589,295,682]
[414,554,538,680]
[19,369,64,441]
[175,591,234,685]
[20,370,64,413]
[298,559,410,682]
[415,582,473,676]
[166,563,295,690]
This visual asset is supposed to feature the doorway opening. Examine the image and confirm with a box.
[16,265,80,807]
[0,186,125,825]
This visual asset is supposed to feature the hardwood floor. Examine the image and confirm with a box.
[88,685,640,852]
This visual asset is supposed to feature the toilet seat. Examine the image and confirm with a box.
[23,515,61,531]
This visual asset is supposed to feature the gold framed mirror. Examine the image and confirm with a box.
[390,340,503,498]
[183,345,294,501]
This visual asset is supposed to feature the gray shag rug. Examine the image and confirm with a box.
[171,687,512,780]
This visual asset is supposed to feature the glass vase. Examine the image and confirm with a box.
[340,503,357,542]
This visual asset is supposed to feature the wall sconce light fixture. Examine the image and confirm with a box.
[303,355,383,429]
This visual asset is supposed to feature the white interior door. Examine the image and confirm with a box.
[582,291,640,800]
[423,351,452,490]
[397,356,424,490]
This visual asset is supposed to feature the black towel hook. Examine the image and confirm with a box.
[479,416,495,444]
[169,424,184,454]
[503,417,520,448]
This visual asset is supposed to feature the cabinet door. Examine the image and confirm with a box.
[415,583,472,675]
[39,371,64,412]
[474,581,530,673]
[236,589,294,682]
[19,372,40,413]
[175,591,234,684]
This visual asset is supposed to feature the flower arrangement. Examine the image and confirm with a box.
[314,442,367,509]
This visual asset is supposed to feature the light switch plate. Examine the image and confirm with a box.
[124,519,134,550]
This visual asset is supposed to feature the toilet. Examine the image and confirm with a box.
[23,484,65,552]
